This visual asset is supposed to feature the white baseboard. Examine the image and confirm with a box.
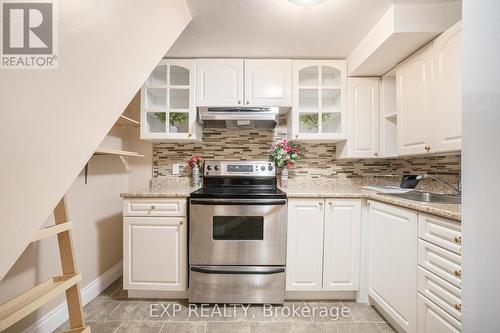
[24,261,123,333]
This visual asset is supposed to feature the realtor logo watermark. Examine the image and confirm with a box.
[1,1,57,69]
[150,303,352,321]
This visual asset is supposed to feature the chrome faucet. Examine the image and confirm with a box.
[416,174,461,196]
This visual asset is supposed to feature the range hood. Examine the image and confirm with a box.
[198,107,280,129]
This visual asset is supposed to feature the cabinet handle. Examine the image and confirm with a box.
[425,146,431,151]
[188,133,192,138]
[328,201,333,206]
[179,220,184,225]
[151,205,156,210]
[454,270,462,277]
[454,304,462,311]
[318,202,323,206]
[373,153,378,156]
[454,236,462,244]
[238,100,241,105]
[246,101,250,105]
[295,134,299,138]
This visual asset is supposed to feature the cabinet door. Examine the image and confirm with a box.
[432,21,462,153]
[396,45,433,156]
[339,78,379,158]
[418,293,461,333]
[141,59,199,141]
[244,59,291,106]
[196,59,244,106]
[290,60,347,141]
[323,199,361,290]
[286,199,325,291]
[368,201,417,333]
[123,217,187,291]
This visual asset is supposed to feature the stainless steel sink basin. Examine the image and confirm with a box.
[382,191,461,204]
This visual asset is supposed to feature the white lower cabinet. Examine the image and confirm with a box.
[323,199,361,290]
[368,201,418,333]
[418,293,461,333]
[123,199,187,291]
[286,198,361,292]
[286,199,325,291]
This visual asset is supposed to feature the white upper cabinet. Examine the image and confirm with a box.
[141,59,200,142]
[323,199,361,291]
[286,199,325,291]
[289,60,347,141]
[396,21,462,155]
[396,45,433,156]
[196,59,244,106]
[244,59,292,106]
[432,21,462,153]
[337,78,379,158]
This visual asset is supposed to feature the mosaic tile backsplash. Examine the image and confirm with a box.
[153,123,460,183]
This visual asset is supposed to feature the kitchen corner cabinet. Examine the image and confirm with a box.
[337,77,379,158]
[286,198,361,292]
[123,198,187,291]
[396,21,462,156]
[368,201,418,333]
[289,60,347,141]
[140,59,200,142]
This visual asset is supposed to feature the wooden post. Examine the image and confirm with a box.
[53,197,86,330]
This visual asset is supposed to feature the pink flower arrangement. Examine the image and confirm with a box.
[270,139,304,168]
[188,156,204,169]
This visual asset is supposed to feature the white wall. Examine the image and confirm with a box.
[0,0,191,280]
[461,0,500,332]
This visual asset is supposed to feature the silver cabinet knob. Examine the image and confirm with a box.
[318,202,323,206]
[328,201,333,206]
[246,101,250,105]
[151,205,155,210]
[238,100,241,105]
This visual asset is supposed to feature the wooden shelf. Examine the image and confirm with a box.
[94,147,144,158]
[31,221,74,243]
[116,115,139,127]
[0,273,81,331]
[384,112,397,120]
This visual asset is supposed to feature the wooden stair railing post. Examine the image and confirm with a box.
[53,197,86,330]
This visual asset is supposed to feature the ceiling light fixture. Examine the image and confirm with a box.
[287,0,327,7]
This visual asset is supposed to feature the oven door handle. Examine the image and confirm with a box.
[190,198,287,205]
[191,266,285,275]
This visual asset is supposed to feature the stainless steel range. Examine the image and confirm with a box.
[189,160,287,304]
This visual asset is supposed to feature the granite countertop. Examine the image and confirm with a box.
[120,185,198,198]
[121,184,460,222]
[283,185,461,222]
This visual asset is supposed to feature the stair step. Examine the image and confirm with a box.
[31,221,74,243]
[0,273,81,331]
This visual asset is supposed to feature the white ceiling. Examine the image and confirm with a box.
[166,0,460,58]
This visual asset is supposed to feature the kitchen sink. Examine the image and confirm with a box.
[382,191,461,204]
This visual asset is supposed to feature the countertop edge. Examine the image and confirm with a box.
[120,191,461,222]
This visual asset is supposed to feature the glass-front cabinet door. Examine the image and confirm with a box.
[290,60,347,141]
[141,59,200,141]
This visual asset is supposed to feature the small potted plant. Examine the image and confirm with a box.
[188,156,203,188]
[154,112,188,133]
[270,139,304,188]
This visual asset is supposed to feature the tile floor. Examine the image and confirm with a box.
[56,278,395,333]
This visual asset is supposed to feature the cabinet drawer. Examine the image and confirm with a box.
[123,198,187,217]
[418,214,461,254]
[418,293,461,333]
[418,240,461,288]
[418,267,461,320]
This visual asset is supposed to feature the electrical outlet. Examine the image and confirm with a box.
[172,163,180,175]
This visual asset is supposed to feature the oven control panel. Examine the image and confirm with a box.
[204,160,276,177]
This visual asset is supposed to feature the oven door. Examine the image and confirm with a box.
[189,198,287,266]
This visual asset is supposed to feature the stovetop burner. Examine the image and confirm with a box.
[190,186,286,199]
